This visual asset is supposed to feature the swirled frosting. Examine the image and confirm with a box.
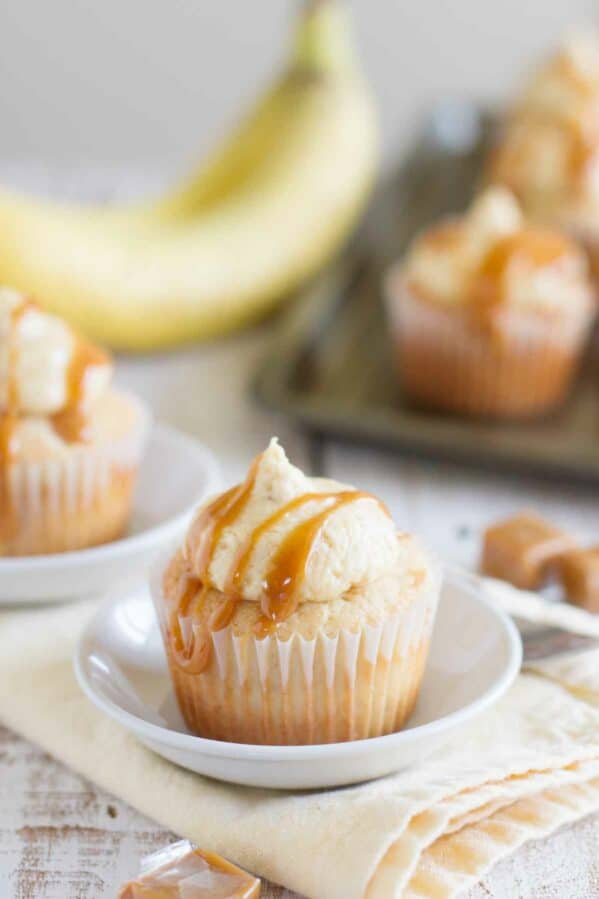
[183,439,421,610]
[402,188,593,313]
[519,31,599,124]
[0,287,111,417]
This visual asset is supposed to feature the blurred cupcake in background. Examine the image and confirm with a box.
[488,30,599,280]
[386,188,595,419]
[153,439,439,746]
[0,288,149,555]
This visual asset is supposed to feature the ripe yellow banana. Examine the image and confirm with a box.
[0,0,379,350]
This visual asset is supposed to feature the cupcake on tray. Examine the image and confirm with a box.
[488,31,599,279]
[153,439,440,745]
[386,187,595,419]
[0,287,149,555]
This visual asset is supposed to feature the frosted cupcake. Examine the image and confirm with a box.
[153,439,439,745]
[386,187,595,419]
[0,287,149,555]
[488,32,599,278]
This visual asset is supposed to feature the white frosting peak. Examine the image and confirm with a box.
[464,188,523,253]
[561,29,599,81]
[0,287,112,416]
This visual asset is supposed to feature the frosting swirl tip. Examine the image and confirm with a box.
[0,287,112,417]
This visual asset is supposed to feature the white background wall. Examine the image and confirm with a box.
[0,0,596,177]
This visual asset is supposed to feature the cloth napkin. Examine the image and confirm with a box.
[1,593,599,899]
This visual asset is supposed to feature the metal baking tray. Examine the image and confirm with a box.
[253,104,599,484]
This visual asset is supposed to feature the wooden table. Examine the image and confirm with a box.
[1,300,599,897]
[2,721,598,899]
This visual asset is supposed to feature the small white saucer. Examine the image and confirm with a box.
[0,425,220,604]
[74,569,522,790]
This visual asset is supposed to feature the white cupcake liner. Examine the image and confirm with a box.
[152,564,440,746]
[385,272,595,419]
[2,392,150,555]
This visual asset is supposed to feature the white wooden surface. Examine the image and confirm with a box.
[1,721,598,899]
[1,331,598,897]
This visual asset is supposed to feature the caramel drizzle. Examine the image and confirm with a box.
[469,228,575,323]
[51,338,108,443]
[254,491,375,635]
[170,453,387,673]
[168,455,263,670]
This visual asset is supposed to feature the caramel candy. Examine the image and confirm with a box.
[481,512,576,590]
[559,546,599,612]
[119,844,260,899]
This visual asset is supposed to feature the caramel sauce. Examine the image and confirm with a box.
[170,456,387,673]
[258,491,375,630]
[168,575,208,673]
[0,415,17,469]
[169,455,263,672]
[51,338,108,443]
[470,228,574,312]
[568,127,598,183]
[224,491,366,638]
[224,492,330,601]
[186,451,263,579]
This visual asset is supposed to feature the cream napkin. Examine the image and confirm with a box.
[1,597,599,899]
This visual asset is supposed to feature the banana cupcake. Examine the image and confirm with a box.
[488,31,599,279]
[0,287,149,555]
[152,439,439,746]
[386,187,595,419]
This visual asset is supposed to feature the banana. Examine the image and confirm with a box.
[0,0,379,350]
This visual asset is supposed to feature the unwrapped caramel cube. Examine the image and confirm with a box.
[119,842,260,899]
[559,546,599,612]
[481,512,576,590]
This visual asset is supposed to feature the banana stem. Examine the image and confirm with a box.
[293,0,356,73]
[303,0,334,10]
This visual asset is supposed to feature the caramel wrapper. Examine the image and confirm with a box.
[119,840,260,899]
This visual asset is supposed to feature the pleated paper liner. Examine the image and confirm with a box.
[153,568,440,746]
[2,392,150,555]
[386,274,595,420]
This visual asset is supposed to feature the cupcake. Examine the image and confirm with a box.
[386,187,596,419]
[488,31,599,279]
[0,287,149,555]
[152,439,439,745]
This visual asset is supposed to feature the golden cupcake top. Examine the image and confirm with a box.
[401,188,593,314]
[0,287,112,465]
[489,32,599,226]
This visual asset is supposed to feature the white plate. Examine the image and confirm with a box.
[74,569,522,789]
[0,425,220,604]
